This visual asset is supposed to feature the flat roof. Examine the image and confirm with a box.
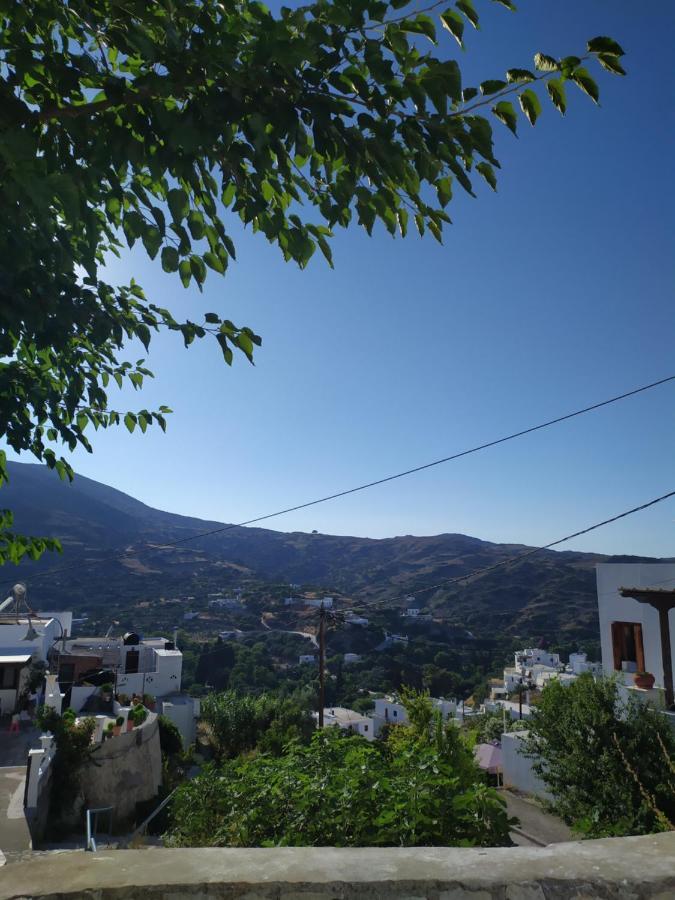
[0,653,31,664]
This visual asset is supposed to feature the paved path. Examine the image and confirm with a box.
[0,767,31,854]
[501,789,573,846]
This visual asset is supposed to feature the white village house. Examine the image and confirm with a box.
[597,562,675,709]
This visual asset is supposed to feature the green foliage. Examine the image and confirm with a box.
[158,714,184,758]
[35,706,96,821]
[129,704,148,726]
[524,675,675,837]
[167,726,511,848]
[200,690,314,759]
[0,2,624,560]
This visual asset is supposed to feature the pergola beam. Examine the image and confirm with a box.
[619,587,675,708]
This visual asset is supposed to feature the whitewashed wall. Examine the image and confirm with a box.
[596,563,675,688]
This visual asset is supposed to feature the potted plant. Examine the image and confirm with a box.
[634,671,656,690]
[142,693,156,711]
[104,722,114,740]
[116,693,130,706]
[130,705,148,729]
[113,716,124,736]
[100,683,113,702]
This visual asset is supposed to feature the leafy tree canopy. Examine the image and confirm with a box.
[524,675,675,837]
[168,712,511,847]
[0,0,625,561]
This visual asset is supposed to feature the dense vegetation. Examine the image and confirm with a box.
[524,675,675,837]
[168,691,512,847]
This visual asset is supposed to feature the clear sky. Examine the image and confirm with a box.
[10,1,675,556]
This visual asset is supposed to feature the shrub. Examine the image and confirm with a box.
[524,674,675,837]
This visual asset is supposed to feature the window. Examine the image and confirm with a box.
[393,709,397,717]
[364,725,368,732]
[125,648,139,674]
[611,621,645,671]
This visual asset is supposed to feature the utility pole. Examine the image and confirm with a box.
[318,604,326,728]
[518,679,523,721]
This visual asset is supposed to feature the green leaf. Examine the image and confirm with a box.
[167,188,189,224]
[204,251,225,273]
[141,225,162,259]
[187,210,205,240]
[492,100,517,135]
[476,162,497,191]
[456,0,479,29]
[440,9,464,47]
[534,53,559,73]
[222,183,236,206]
[400,15,436,43]
[506,68,535,83]
[491,0,516,8]
[178,259,192,288]
[596,54,626,76]
[587,36,625,57]
[519,89,542,126]
[480,80,507,96]
[190,255,207,286]
[546,78,566,115]
[462,87,478,102]
[571,67,599,104]
[161,246,179,273]
[436,177,453,207]
[124,412,136,433]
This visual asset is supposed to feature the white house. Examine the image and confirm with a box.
[597,562,675,708]
[115,635,183,699]
[345,612,369,626]
[343,653,361,664]
[321,707,375,741]
[299,654,316,664]
[0,611,70,716]
[514,649,560,670]
[305,597,334,609]
[372,695,457,734]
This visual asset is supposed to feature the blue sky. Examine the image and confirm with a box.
[10,1,675,555]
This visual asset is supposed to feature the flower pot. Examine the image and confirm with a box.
[113,726,121,736]
[126,719,134,732]
[634,672,655,690]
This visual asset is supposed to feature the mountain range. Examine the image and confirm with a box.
[1,461,664,642]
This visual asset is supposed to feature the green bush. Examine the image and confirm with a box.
[167,727,510,848]
[524,674,675,837]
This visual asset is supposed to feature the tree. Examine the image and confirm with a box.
[0,1,625,561]
[166,726,511,848]
[523,675,675,837]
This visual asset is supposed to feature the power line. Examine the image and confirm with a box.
[11,373,675,588]
[341,488,675,616]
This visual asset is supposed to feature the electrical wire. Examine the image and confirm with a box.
[340,488,675,616]
[10,373,675,588]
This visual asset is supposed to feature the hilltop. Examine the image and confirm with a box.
[1,461,664,642]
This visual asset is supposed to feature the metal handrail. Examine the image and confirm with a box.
[85,806,113,852]
[120,788,177,848]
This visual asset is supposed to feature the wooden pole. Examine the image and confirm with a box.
[657,604,674,708]
[318,605,326,728]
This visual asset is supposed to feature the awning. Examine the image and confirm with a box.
[0,654,32,665]
[474,742,503,774]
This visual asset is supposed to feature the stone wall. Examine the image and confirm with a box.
[2,833,675,899]
[78,714,162,828]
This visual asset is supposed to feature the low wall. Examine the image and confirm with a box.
[501,731,551,800]
[1,833,675,898]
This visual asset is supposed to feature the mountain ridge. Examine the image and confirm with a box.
[1,461,665,641]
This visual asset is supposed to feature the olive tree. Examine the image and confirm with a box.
[0,0,625,560]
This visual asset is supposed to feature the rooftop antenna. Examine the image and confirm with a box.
[0,582,30,619]
[105,624,114,639]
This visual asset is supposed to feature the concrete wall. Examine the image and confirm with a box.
[2,835,675,899]
[78,714,162,827]
[597,563,675,687]
[501,731,552,801]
